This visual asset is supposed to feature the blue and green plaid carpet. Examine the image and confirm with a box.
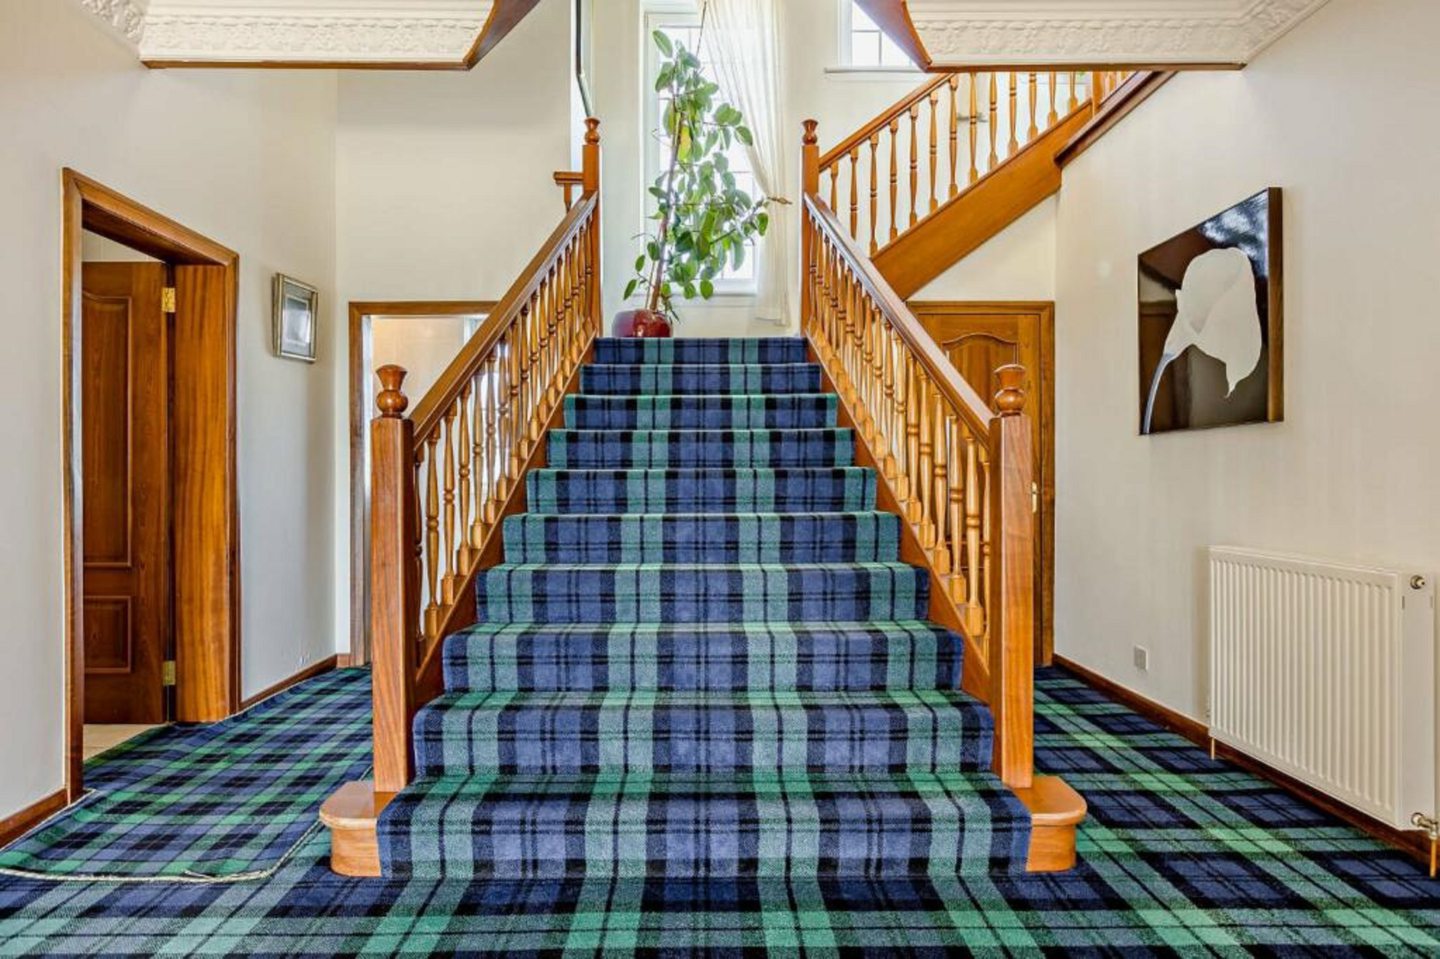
[0,667,1436,954]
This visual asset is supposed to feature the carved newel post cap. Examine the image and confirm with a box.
[802,119,819,146]
[584,117,601,144]
[376,365,409,418]
[994,364,1027,417]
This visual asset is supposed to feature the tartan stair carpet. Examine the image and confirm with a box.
[376,336,1034,880]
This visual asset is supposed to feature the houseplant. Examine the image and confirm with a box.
[618,27,773,337]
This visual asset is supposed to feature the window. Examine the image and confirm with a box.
[840,1,916,70]
[643,12,758,294]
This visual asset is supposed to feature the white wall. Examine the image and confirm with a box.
[593,0,927,335]
[1052,0,1440,719]
[0,0,339,817]
[332,0,574,648]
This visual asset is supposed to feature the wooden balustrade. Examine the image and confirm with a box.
[553,170,584,211]
[370,119,603,793]
[817,70,1133,256]
[802,121,1036,788]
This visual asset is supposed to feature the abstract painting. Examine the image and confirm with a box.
[1138,188,1283,434]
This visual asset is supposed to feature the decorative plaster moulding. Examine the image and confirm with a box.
[76,0,495,65]
[902,0,1333,66]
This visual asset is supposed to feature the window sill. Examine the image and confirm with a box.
[824,65,923,79]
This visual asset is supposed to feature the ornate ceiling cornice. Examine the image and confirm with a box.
[901,0,1333,67]
[74,0,497,66]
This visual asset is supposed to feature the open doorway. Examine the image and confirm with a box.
[347,302,494,666]
[62,171,242,800]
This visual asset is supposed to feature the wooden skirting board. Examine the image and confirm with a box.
[1053,655,1436,872]
[239,655,341,711]
[0,788,68,849]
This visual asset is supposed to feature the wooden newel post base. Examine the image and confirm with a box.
[583,118,603,337]
[801,119,819,329]
[372,365,418,794]
[988,363,1035,789]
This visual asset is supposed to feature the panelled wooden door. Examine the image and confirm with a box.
[910,302,1056,662]
[81,263,171,724]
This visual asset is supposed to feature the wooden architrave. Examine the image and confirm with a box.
[142,0,543,70]
[347,301,497,666]
[61,170,241,802]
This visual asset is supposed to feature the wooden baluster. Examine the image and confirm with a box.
[904,354,922,523]
[1090,70,1102,110]
[848,147,860,239]
[987,74,999,171]
[880,325,899,482]
[528,294,545,444]
[440,407,458,606]
[931,390,950,574]
[1068,72,1079,112]
[947,414,966,601]
[869,304,884,451]
[548,264,564,410]
[868,134,880,255]
[1047,71,1059,126]
[422,432,441,641]
[916,374,936,548]
[968,74,980,185]
[964,434,984,639]
[1007,72,1020,156]
[474,360,493,536]
[487,351,506,516]
[888,119,900,241]
[457,384,474,569]
[948,74,960,198]
[372,365,417,792]
[908,104,920,227]
[829,166,839,215]
[988,364,1035,789]
[1027,72,1039,141]
[927,88,939,214]
[507,322,524,478]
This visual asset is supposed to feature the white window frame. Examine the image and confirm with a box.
[835,0,919,73]
[641,6,760,298]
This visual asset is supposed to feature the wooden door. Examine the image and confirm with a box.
[82,263,171,723]
[911,302,1056,662]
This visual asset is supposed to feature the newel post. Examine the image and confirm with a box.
[987,364,1035,789]
[372,365,418,794]
[583,117,603,337]
[800,120,819,331]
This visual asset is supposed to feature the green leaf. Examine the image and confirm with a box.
[700,279,715,299]
[624,279,638,299]
[652,30,673,56]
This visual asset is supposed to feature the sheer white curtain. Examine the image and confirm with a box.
[705,0,792,329]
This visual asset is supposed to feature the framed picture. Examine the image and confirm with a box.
[1138,188,1283,435]
[273,274,319,363]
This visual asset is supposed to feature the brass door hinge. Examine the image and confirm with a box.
[1032,482,1039,515]
[162,287,177,313]
[162,660,177,687]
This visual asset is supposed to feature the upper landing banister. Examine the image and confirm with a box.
[818,72,954,170]
[802,192,996,439]
[409,191,598,441]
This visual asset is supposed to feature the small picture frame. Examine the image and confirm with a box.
[273,274,319,363]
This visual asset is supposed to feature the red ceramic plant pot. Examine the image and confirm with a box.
[612,309,673,338]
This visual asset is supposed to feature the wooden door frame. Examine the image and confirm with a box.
[347,301,496,665]
[62,170,242,801]
[909,300,1056,663]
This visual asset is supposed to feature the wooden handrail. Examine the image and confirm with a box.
[801,118,1036,789]
[803,195,993,440]
[553,170,584,210]
[371,118,603,794]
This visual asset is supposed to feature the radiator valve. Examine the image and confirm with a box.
[1413,813,1440,878]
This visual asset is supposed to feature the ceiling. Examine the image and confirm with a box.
[870,0,1334,67]
[76,0,501,67]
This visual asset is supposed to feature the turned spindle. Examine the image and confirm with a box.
[994,364,1028,416]
[376,365,409,418]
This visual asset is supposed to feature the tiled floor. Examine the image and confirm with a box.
[81,724,163,761]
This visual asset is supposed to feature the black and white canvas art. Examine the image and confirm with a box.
[1137,188,1283,434]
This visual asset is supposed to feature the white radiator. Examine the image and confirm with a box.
[1208,547,1437,829]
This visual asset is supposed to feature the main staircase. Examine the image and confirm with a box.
[372,336,1032,878]
[324,117,1087,881]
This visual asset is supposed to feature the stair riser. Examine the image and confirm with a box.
[413,697,991,777]
[565,395,838,430]
[580,365,823,396]
[547,429,855,469]
[442,629,960,693]
[477,567,929,624]
[592,338,809,366]
[501,513,900,565]
[378,776,1030,881]
[526,469,876,515]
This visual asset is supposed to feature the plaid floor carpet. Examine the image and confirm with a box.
[0,667,1437,955]
[0,669,371,881]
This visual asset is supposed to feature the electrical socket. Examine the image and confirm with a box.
[1133,645,1150,671]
